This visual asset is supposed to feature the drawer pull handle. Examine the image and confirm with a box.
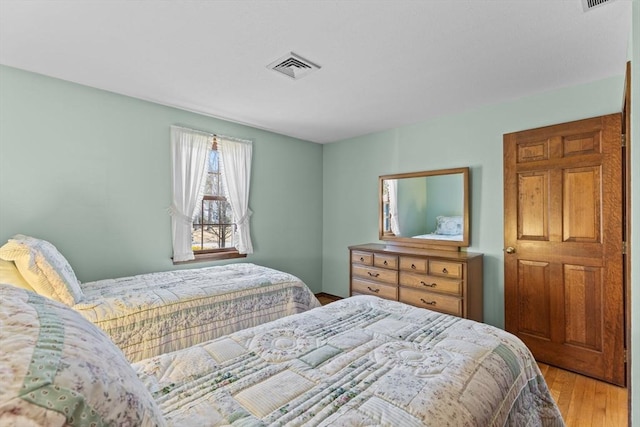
[411,264,416,269]
[383,260,388,265]
[442,268,449,274]
[367,286,380,293]
[420,298,436,306]
[368,272,380,277]
[420,281,436,288]
[359,257,365,262]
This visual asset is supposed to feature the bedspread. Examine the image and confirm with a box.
[74,263,320,362]
[133,295,565,426]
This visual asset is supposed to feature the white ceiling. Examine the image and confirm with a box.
[0,0,631,144]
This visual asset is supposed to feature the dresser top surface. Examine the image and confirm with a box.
[349,243,483,261]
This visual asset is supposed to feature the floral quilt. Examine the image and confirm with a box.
[133,295,565,426]
[0,285,166,427]
[74,263,320,362]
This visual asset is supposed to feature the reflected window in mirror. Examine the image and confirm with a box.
[382,179,399,236]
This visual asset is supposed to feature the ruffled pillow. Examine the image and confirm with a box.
[0,285,167,427]
[0,234,83,305]
[434,216,463,235]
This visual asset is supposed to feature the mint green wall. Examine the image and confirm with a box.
[396,177,427,236]
[0,65,324,292]
[425,173,464,232]
[323,75,625,330]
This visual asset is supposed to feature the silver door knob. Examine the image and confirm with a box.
[504,246,516,254]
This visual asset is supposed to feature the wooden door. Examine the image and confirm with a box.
[504,114,625,386]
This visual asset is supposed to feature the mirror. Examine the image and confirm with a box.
[379,167,469,249]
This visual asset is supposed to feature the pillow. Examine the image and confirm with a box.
[0,285,167,427]
[0,235,84,305]
[0,259,34,291]
[434,216,463,235]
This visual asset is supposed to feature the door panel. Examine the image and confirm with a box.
[563,167,601,242]
[563,264,602,350]
[504,114,624,386]
[562,131,600,156]
[517,260,551,339]
[518,172,549,240]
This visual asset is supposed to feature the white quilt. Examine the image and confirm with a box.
[73,263,320,362]
[133,295,565,426]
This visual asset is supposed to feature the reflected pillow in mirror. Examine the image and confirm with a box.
[434,216,463,235]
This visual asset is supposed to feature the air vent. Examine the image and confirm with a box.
[267,52,320,80]
[582,0,615,11]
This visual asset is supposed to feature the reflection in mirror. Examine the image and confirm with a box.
[379,167,469,249]
[383,175,463,240]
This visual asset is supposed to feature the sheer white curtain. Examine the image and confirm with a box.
[168,126,211,262]
[388,179,400,235]
[218,137,254,254]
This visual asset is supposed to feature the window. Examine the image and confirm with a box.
[169,126,252,264]
[191,143,238,256]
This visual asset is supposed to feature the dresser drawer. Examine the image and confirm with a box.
[352,264,398,284]
[429,260,463,278]
[399,272,462,296]
[399,287,462,316]
[399,256,428,273]
[374,253,398,269]
[351,251,373,266]
[352,278,398,299]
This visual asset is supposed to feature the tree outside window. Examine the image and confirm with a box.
[191,145,235,254]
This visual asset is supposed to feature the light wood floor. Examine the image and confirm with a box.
[315,293,342,305]
[538,362,628,427]
[314,294,629,426]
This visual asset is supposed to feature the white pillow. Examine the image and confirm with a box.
[0,259,34,291]
[0,284,167,426]
[0,235,83,305]
[434,216,463,235]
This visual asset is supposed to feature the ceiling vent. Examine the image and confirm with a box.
[582,0,615,11]
[267,52,321,80]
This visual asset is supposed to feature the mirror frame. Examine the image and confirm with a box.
[378,167,470,250]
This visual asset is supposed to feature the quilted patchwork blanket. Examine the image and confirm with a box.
[133,295,565,426]
[73,263,320,362]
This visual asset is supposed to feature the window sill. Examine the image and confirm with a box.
[172,251,247,265]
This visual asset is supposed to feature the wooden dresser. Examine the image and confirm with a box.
[349,243,483,322]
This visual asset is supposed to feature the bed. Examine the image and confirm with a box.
[412,233,464,241]
[412,216,464,241]
[0,285,565,426]
[0,235,320,362]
